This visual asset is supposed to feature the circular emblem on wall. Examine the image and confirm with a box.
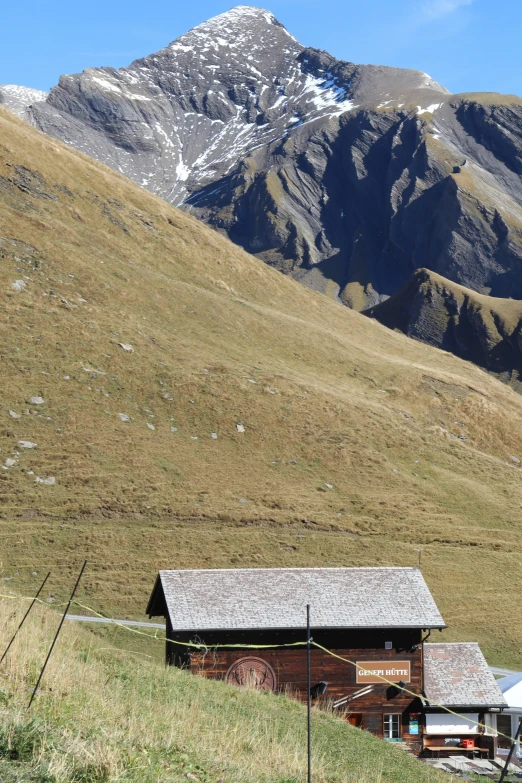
[225,657,277,692]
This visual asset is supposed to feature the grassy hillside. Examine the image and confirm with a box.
[0,601,450,783]
[1,106,522,666]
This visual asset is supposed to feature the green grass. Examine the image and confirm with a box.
[0,601,453,783]
[1,106,522,669]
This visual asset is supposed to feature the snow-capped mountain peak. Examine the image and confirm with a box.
[166,5,299,62]
[177,5,285,36]
[4,6,521,352]
[19,6,448,210]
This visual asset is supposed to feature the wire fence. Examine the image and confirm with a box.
[0,588,518,747]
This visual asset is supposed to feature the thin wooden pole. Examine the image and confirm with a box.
[307,604,311,783]
[1,571,51,664]
[27,560,87,710]
[499,719,522,783]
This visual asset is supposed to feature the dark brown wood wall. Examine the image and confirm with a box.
[164,627,498,757]
[185,641,424,750]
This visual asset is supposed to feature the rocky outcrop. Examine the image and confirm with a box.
[6,6,522,313]
[365,268,522,389]
[0,85,48,118]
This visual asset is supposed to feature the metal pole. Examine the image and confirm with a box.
[1,571,51,664]
[27,560,87,710]
[307,603,311,783]
[499,719,522,783]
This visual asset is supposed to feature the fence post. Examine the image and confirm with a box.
[307,603,311,783]
[27,560,87,710]
[1,571,51,664]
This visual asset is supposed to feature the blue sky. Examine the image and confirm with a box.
[1,0,520,96]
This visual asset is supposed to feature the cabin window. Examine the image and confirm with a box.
[384,714,401,740]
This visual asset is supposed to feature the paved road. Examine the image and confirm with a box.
[490,666,519,677]
[65,614,165,630]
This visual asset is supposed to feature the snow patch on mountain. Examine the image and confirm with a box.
[0,85,48,118]
[417,103,443,115]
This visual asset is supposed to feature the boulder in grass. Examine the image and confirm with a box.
[28,396,45,405]
[18,440,37,449]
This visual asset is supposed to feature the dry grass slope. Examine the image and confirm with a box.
[1,107,522,665]
[0,601,451,783]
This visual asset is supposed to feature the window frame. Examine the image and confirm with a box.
[383,713,401,740]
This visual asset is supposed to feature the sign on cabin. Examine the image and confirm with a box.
[356,660,411,684]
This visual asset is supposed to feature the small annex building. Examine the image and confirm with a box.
[423,643,508,758]
[147,566,506,756]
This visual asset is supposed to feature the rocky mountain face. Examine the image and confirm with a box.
[365,269,522,390]
[18,6,447,212]
[5,6,522,359]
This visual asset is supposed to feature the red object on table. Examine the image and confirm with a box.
[461,739,475,749]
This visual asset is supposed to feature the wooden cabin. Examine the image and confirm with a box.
[147,566,446,752]
[147,567,506,756]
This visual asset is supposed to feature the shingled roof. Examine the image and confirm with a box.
[424,643,507,709]
[146,567,445,631]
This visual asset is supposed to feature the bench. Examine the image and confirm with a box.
[424,745,490,760]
